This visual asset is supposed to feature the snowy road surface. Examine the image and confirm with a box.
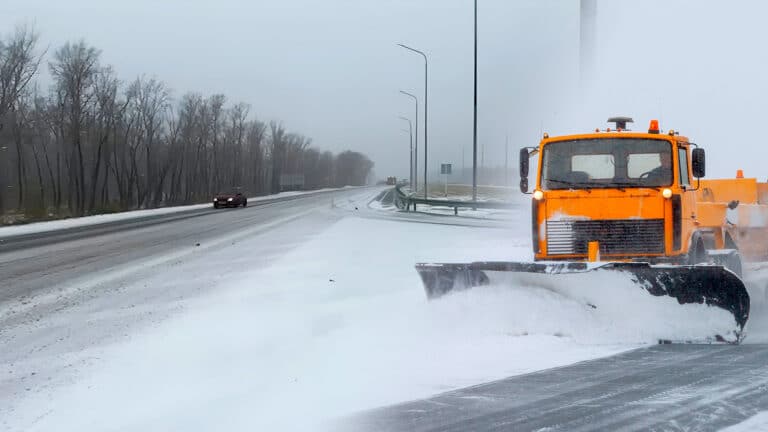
[342,344,768,432]
[1,188,375,429]
[0,187,352,241]
[4,187,768,431]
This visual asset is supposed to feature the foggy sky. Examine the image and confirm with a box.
[2,0,767,181]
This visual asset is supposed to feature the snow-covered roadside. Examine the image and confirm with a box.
[721,412,768,431]
[0,187,353,239]
[404,202,515,219]
[368,187,519,220]
[8,211,640,432]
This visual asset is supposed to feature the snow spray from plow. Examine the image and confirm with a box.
[415,262,749,344]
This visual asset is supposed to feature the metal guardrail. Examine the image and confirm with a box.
[394,184,515,215]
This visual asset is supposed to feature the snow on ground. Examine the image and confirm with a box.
[405,202,513,219]
[4,205,628,431]
[0,187,349,239]
[5,189,754,431]
[368,187,517,220]
[740,265,768,344]
[721,412,768,431]
[367,198,389,210]
[0,202,208,237]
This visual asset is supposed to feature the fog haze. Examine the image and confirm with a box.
[3,0,767,180]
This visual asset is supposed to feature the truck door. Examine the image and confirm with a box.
[676,144,695,253]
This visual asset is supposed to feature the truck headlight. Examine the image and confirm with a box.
[662,188,672,199]
[533,190,544,201]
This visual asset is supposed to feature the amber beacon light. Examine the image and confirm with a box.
[648,119,660,134]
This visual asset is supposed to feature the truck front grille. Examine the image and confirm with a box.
[546,219,665,256]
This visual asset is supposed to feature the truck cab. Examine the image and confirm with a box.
[520,118,709,265]
[416,117,754,340]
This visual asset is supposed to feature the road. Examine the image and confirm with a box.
[8,187,768,431]
[0,187,372,424]
[341,343,768,432]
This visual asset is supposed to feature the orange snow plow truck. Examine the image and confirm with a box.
[416,117,768,343]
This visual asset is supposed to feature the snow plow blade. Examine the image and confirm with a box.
[415,261,749,338]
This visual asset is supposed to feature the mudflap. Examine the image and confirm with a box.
[415,261,750,340]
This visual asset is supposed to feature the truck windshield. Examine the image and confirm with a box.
[541,138,673,190]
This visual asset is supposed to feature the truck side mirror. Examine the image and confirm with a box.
[519,148,529,178]
[692,148,705,178]
[519,148,530,193]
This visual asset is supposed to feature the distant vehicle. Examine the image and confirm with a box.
[386,176,397,185]
[213,190,247,208]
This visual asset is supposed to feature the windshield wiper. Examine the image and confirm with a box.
[546,179,592,193]
[610,181,660,191]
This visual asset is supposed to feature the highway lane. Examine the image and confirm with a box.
[0,188,368,308]
[341,343,768,432]
[0,187,375,424]
[0,188,357,253]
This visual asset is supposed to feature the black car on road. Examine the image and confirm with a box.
[213,190,247,208]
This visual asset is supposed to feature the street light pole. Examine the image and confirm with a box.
[400,127,413,188]
[505,134,509,186]
[398,116,414,188]
[398,43,428,199]
[472,0,479,202]
[399,90,418,190]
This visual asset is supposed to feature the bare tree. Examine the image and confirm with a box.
[87,66,123,212]
[125,75,170,207]
[246,119,267,193]
[49,40,101,216]
[0,25,42,119]
[269,121,285,194]
[0,25,42,211]
[0,26,375,222]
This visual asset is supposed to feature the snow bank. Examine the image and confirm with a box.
[0,203,209,238]
[0,187,349,239]
[739,264,768,344]
[720,412,768,431]
[483,269,740,343]
[369,188,522,220]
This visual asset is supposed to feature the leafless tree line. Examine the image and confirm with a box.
[0,26,374,218]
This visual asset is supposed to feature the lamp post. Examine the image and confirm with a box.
[505,134,509,186]
[399,90,418,190]
[398,43,428,199]
[472,0,478,202]
[398,116,414,187]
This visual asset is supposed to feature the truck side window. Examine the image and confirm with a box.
[678,148,690,187]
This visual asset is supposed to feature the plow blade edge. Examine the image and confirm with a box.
[415,261,749,333]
